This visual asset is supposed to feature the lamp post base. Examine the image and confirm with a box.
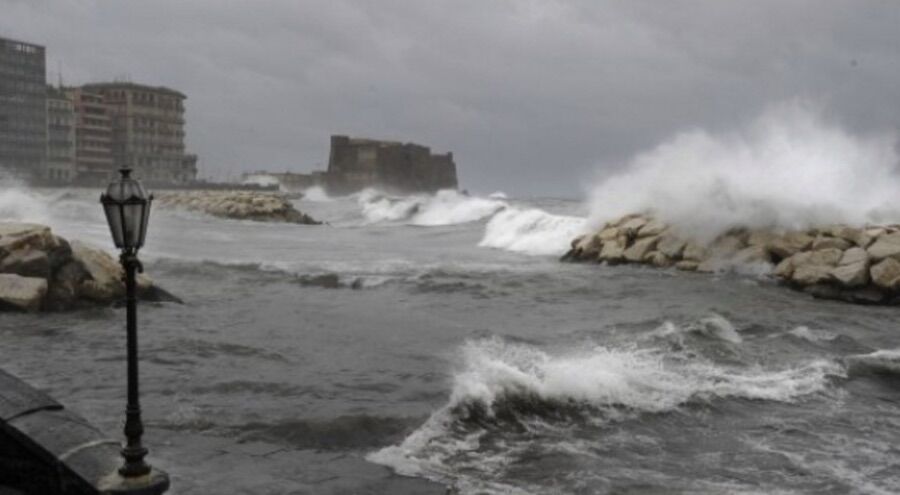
[99,468,170,495]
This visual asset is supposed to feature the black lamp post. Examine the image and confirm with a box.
[100,168,167,490]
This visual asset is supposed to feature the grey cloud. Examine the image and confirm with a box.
[2,0,898,196]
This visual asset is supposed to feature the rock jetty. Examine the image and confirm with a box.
[0,223,176,312]
[155,191,320,224]
[562,213,900,305]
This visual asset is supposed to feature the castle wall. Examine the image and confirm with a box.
[326,135,458,194]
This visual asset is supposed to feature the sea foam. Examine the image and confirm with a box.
[359,189,507,226]
[478,207,586,256]
[369,337,843,491]
[301,186,332,202]
[588,102,900,242]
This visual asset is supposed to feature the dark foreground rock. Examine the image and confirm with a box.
[563,213,900,305]
[156,191,321,224]
[0,223,179,312]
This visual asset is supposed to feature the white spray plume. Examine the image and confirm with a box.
[301,186,332,202]
[588,102,900,242]
[0,174,52,225]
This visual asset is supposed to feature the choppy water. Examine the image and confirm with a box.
[2,187,900,494]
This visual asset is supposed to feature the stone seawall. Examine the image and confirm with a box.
[562,213,900,305]
[155,191,320,224]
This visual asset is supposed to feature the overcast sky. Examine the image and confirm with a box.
[3,0,899,196]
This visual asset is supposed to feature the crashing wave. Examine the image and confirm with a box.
[478,207,586,256]
[369,337,843,490]
[844,349,900,376]
[788,326,838,343]
[647,314,743,344]
[359,189,507,226]
[301,186,332,202]
[587,102,900,241]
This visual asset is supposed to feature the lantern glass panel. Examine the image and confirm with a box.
[140,198,152,248]
[122,203,143,249]
[103,202,126,248]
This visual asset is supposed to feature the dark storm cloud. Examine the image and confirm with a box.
[2,0,899,196]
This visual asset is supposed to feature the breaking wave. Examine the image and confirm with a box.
[359,189,506,226]
[478,207,585,256]
[369,337,843,492]
[356,189,588,257]
[301,186,332,202]
[788,326,838,343]
[845,349,900,376]
[646,314,743,344]
[588,102,900,242]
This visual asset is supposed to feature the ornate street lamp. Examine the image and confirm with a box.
[100,168,168,492]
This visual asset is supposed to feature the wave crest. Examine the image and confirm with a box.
[845,349,900,376]
[369,338,844,490]
[478,207,585,256]
[359,189,506,226]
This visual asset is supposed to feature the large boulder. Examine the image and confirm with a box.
[768,232,814,259]
[708,234,746,258]
[812,235,852,251]
[789,248,843,285]
[644,251,672,267]
[597,226,620,242]
[623,236,659,262]
[599,239,625,263]
[0,249,50,279]
[657,234,687,259]
[637,219,667,238]
[68,241,125,302]
[617,215,648,232]
[682,242,708,262]
[870,258,900,291]
[0,274,48,312]
[830,247,870,288]
[866,232,900,261]
[732,245,771,265]
[747,229,779,248]
[0,223,54,258]
[573,234,602,259]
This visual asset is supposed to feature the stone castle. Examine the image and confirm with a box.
[246,135,458,194]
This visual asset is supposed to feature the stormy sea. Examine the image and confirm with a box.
[3,108,900,494]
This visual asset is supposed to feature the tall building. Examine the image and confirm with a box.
[82,82,197,184]
[45,86,76,182]
[66,87,114,183]
[0,36,47,179]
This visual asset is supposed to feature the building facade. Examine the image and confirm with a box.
[66,87,114,183]
[45,86,76,182]
[326,135,458,194]
[82,82,197,184]
[0,36,46,179]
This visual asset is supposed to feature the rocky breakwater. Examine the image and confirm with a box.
[562,214,900,305]
[156,190,320,224]
[0,223,177,312]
